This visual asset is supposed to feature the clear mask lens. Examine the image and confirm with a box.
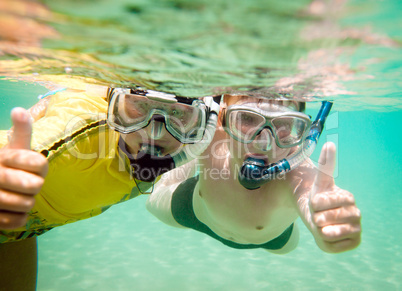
[108,92,207,143]
[228,110,265,142]
[272,116,308,146]
[227,109,310,147]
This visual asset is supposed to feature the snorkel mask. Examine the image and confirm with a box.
[224,103,312,149]
[236,100,333,190]
[107,88,220,184]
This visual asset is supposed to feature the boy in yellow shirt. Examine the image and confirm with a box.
[0,87,220,289]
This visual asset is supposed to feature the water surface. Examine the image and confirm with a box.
[0,0,401,290]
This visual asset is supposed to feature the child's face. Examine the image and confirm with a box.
[222,95,307,166]
[109,91,203,157]
[107,88,222,160]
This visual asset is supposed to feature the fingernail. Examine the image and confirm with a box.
[315,213,325,225]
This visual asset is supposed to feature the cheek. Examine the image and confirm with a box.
[230,139,248,159]
[120,133,142,153]
[165,139,182,154]
[275,147,292,159]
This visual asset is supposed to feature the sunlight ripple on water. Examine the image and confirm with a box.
[0,0,400,110]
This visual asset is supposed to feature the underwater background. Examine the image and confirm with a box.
[1,79,401,291]
[0,0,401,290]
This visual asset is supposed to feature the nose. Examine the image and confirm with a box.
[146,119,166,140]
[253,127,275,152]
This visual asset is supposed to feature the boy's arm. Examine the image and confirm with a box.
[146,159,198,228]
[0,108,48,229]
[293,142,361,253]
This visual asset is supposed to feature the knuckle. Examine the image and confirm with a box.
[22,196,36,211]
[316,226,327,239]
[313,213,326,227]
[30,177,45,193]
[311,194,326,209]
[0,148,11,161]
[344,191,355,204]
[0,191,7,206]
[353,224,362,235]
[19,174,44,194]
[321,225,343,241]
[3,149,22,164]
[345,206,361,221]
[355,208,362,220]
[0,213,28,229]
[0,190,35,212]
[0,167,11,186]
[310,198,319,209]
[37,156,49,176]
[0,169,5,185]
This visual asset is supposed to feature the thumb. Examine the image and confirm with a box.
[311,142,337,196]
[9,107,32,150]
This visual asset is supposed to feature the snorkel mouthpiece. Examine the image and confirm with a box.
[118,139,175,183]
[132,144,175,182]
[238,101,333,190]
[239,158,291,190]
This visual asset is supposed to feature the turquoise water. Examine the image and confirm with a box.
[38,110,402,290]
[1,0,401,289]
[1,79,401,290]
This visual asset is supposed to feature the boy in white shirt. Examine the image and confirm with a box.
[147,94,361,253]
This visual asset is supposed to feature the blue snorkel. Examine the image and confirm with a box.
[238,101,333,190]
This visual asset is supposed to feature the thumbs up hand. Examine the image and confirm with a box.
[308,142,361,253]
[0,108,48,229]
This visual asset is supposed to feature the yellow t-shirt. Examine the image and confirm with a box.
[0,91,151,243]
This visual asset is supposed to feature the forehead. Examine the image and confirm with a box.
[223,95,299,111]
